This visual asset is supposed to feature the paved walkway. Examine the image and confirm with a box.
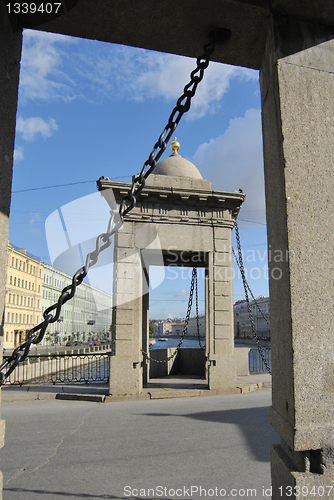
[0,385,277,500]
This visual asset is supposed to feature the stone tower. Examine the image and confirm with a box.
[98,139,244,395]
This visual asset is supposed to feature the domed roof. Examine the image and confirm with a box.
[154,138,203,179]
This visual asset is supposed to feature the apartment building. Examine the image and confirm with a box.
[4,244,43,347]
[3,244,112,349]
[234,296,270,339]
[42,263,112,344]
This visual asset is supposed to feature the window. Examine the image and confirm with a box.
[8,293,11,304]
[7,312,10,323]
[15,313,18,323]
[14,277,16,286]
[23,314,25,324]
[9,276,12,285]
[11,257,14,267]
[11,313,14,323]
[18,278,20,287]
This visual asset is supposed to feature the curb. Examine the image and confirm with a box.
[1,380,271,403]
[56,393,106,403]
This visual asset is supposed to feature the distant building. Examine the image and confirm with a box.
[234,296,270,339]
[4,245,43,348]
[172,322,185,335]
[42,264,112,344]
[155,321,171,336]
[154,316,205,337]
[186,315,205,336]
[4,244,112,348]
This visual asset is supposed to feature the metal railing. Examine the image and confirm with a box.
[2,346,270,385]
[2,351,111,386]
[249,348,271,373]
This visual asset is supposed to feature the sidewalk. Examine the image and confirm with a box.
[1,373,271,403]
[0,386,277,500]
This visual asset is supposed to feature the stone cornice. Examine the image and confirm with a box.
[97,179,245,225]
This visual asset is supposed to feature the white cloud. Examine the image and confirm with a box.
[192,108,266,223]
[20,29,77,102]
[16,116,58,141]
[20,30,258,120]
[14,146,24,161]
[128,53,257,120]
[175,289,187,297]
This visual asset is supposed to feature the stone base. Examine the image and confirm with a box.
[108,357,142,396]
[271,444,334,500]
[208,354,236,390]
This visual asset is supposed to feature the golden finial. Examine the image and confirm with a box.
[170,137,180,154]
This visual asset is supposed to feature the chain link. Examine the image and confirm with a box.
[232,249,270,328]
[118,28,230,220]
[0,211,123,384]
[0,29,228,385]
[233,222,272,374]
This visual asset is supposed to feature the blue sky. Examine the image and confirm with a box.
[10,29,269,319]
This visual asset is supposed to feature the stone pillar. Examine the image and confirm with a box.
[109,222,143,395]
[0,5,22,499]
[207,226,236,390]
[260,14,334,498]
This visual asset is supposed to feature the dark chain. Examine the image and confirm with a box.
[233,222,272,375]
[0,29,228,385]
[0,211,123,385]
[118,28,231,219]
[142,267,197,363]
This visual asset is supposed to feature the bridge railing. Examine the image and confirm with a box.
[3,347,271,385]
[248,348,271,373]
[2,351,111,386]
